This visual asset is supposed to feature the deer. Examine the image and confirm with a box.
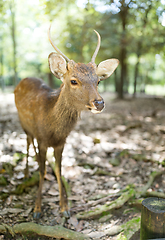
[14,25,119,219]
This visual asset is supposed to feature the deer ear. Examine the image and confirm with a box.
[48,52,67,80]
[96,59,119,80]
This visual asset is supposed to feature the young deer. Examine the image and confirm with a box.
[14,26,119,218]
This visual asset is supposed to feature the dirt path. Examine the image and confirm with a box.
[0,92,165,239]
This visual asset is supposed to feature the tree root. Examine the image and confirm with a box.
[137,170,165,197]
[145,190,165,199]
[75,170,165,220]
[76,187,136,219]
[0,222,91,240]
[0,158,163,239]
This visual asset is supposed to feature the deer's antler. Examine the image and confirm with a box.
[48,24,70,62]
[91,30,101,63]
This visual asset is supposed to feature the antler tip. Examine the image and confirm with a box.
[48,23,52,39]
[94,30,101,38]
[91,29,101,63]
[48,23,70,62]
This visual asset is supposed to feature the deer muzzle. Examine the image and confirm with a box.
[87,99,104,114]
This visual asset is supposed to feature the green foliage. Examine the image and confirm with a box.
[0,0,165,96]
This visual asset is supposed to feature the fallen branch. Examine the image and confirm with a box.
[137,170,165,197]
[144,191,165,199]
[0,222,91,240]
[88,216,141,238]
[128,198,143,209]
[72,192,121,213]
[2,163,160,240]
[76,187,135,219]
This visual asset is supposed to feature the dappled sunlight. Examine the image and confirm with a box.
[1,0,165,238]
[1,93,165,239]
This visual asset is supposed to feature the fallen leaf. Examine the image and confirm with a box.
[6,195,13,205]
[21,207,33,217]
[88,231,106,239]
[44,173,55,181]
[68,216,78,229]
[0,208,24,215]
[76,220,84,232]
[48,188,59,196]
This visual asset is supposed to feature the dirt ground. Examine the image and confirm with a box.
[0,92,165,239]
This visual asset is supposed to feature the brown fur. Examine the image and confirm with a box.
[14,48,119,218]
[14,65,101,218]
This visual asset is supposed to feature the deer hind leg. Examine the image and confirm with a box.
[33,145,46,219]
[32,138,39,164]
[54,146,70,218]
[25,135,37,178]
[24,135,32,178]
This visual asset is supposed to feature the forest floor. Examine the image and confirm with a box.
[0,92,165,240]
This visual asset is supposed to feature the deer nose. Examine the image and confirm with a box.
[93,99,104,111]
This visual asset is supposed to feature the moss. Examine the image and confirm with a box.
[117,217,141,240]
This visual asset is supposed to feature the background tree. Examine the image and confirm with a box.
[0,0,165,97]
[0,0,6,90]
[9,0,18,86]
[128,0,165,97]
[95,0,165,98]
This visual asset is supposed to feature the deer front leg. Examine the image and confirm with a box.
[33,147,46,219]
[54,146,69,218]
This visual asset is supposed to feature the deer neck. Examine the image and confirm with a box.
[52,86,79,130]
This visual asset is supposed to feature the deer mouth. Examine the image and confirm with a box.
[91,108,103,114]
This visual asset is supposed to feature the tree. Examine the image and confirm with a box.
[0,0,6,90]
[9,0,18,86]
[118,0,130,98]
[96,0,165,97]
[129,0,165,97]
[1,0,165,95]
[65,3,102,63]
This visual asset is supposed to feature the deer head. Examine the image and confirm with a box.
[48,25,119,113]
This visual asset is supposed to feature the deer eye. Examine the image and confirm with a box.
[98,80,100,85]
[70,79,78,85]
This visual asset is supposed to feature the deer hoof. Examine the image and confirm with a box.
[62,210,70,218]
[33,211,41,219]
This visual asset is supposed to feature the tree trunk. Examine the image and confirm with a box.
[118,0,129,99]
[133,56,140,98]
[114,70,118,93]
[10,0,18,86]
[133,40,142,98]
[140,197,165,240]
[0,36,5,91]
[119,46,127,99]
[133,3,152,98]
